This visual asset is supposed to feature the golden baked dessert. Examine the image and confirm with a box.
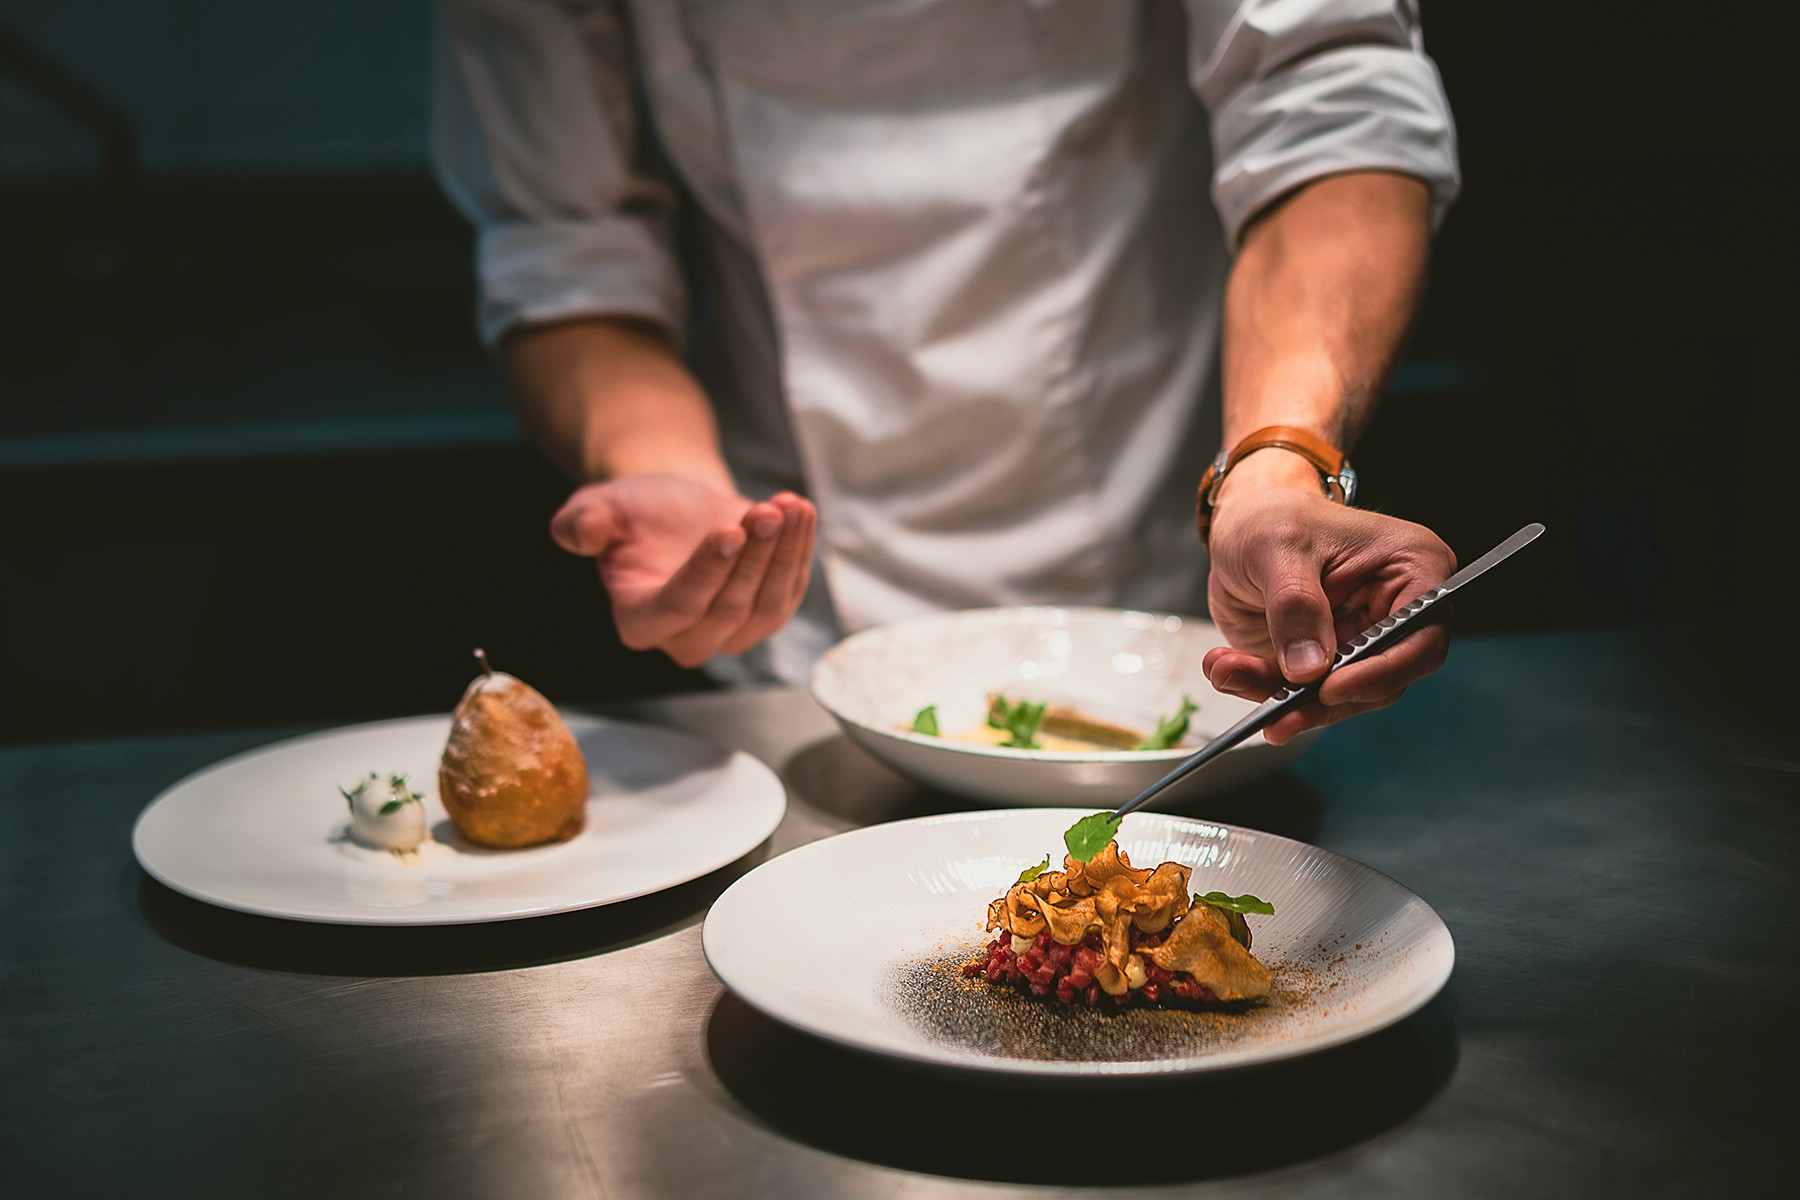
[438,650,589,848]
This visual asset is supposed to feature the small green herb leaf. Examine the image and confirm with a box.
[1135,694,1198,751]
[912,705,940,736]
[1195,891,1275,916]
[1063,811,1123,862]
[338,784,358,811]
[986,694,1014,730]
[998,699,1048,749]
[1017,855,1051,883]
[379,798,404,815]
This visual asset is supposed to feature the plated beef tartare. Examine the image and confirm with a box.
[964,840,1273,1009]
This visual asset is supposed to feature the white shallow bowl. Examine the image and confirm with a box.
[703,808,1453,1078]
[809,605,1319,807]
[132,714,786,925]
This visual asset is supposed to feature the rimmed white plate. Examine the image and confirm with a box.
[703,809,1451,1077]
[133,715,786,926]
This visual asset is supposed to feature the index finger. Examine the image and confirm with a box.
[1314,622,1450,708]
[1203,620,1450,707]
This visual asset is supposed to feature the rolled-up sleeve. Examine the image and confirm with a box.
[1185,0,1460,248]
[432,0,683,348]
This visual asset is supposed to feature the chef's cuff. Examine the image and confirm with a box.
[474,218,686,351]
[1209,44,1460,250]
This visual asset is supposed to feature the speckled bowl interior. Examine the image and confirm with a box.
[808,605,1319,807]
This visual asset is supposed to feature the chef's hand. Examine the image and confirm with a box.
[1200,460,1455,746]
[550,476,816,668]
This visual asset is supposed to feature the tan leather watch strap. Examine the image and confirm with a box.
[1195,424,1354,542]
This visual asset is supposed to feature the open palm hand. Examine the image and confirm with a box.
[551,475,817,668]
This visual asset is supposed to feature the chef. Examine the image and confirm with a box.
[432,0,1461,745]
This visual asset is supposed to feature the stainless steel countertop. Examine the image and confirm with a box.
[2,623,1792,1198]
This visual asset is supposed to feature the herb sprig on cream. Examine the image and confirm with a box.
[340,772,428,854]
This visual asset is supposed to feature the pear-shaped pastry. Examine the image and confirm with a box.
[438,650,589,848]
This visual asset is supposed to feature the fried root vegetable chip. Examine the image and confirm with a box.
[1148,900,1273,1002]
[1131,862,1192,934]
[1061,840,1152,895]
[1094,912,1135,995]
[984,840,1272,1002]
[987,892,1046,939]
[1036,895,1102,945]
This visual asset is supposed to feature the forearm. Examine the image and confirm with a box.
[1215,171,1431,502]
[502,317,735,494]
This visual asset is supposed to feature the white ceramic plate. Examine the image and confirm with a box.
[132,715,786,926]
[809,605,1321,807]
[703,809,1452,1078]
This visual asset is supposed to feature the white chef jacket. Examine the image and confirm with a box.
[432,0,1459,685]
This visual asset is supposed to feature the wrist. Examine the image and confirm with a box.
[1212,446,1327,506]
[583,436,735,495]
[1195,425,1357,543]
[505,317,734,493]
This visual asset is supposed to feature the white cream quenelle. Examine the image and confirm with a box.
[341,773,428,854]
[433,0,1460,685]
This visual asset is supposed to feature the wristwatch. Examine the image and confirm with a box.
[1195,424,1357,542]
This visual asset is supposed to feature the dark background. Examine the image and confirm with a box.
[0,3,1785,746]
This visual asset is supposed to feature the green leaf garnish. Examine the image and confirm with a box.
[1195,891,1275,916]
[1135,694,1198,750]
[1063,811,1123,862]
[911,705,940,736]
[1017,855,1051,883]
[986,694,1014,730]
[988,695,1048,749]
[1004,703,1047,749]
[339,773,375,811]
[346,773,422,817]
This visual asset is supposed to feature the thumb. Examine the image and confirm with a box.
[1262,567,1337,684]
[549,490,617,558]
